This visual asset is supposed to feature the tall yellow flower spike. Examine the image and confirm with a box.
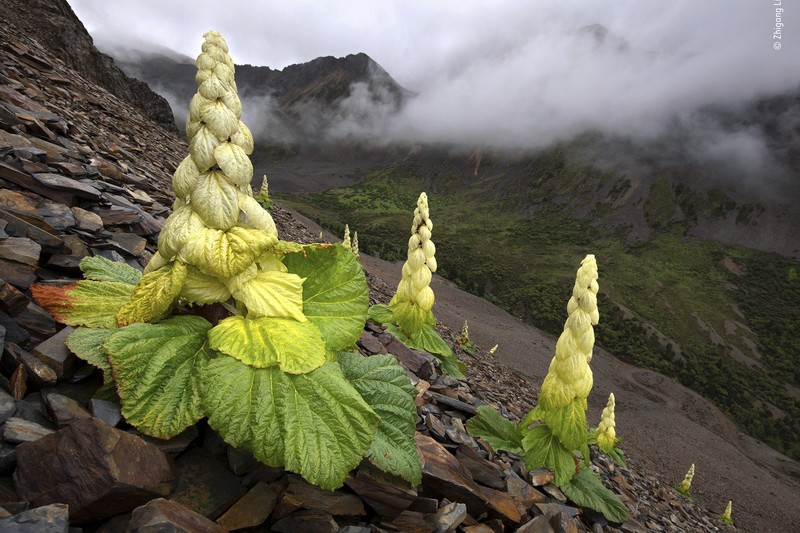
[597,392,616,453]
[678,463,695,496]
[720,500,733,525]
[343,224,351,249]
[390,192,437,334]
[351,231,360,259]
[117,31,291,325]
[534,254,598,450]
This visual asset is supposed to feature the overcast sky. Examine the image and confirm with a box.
[68,0,798,153]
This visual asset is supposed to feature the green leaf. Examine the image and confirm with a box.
[104,316,213,439]
[34,281,133,328]
[367,304,395,325]
[541,400,588,452]
[80,256,142,285]
[66,327,114,383]
[201,358,379,490]
[116,261,187,325]
[339,352,422,485]
[181,226,276,279]
[407,325,465,380]
[561,467,629,523]
[283,244,369,352]
[605,447,628,469]
[179,266,231,305]
[208,316,326,374]
[521,424,577,486]
[466,405,524,454]
[231,270,306,321]
[391,300,435,335]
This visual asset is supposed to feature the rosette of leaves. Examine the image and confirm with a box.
[466,255,628,523]
[32,31,420,491]
[368,193,465,378]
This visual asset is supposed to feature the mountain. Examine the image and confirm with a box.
[109,45,413,145]
[0,0,176,132]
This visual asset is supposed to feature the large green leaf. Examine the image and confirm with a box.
[541,400,588,452]
[34,281,133,329]
[104,316,213,439]
[561,467,630,523]
[283,244,369,352]
[201,358,379,490]
[339,352,422,485]
[208,315,326,374]
[521,424,577,486]
[231,270,305,320]
[66,327,114,382]
[80,256,142,285]
[466,405,524,454]
[407,324,466,380]
[116,261,187,326]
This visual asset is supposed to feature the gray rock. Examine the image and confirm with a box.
[2,417,55,443]
[0,389,16,424]
[0,237,41,266]
[32,327,77,379]
[14,417,174,523]
[169,447,246,519]
[32,173,102,201]
[41,390,91,427]
[431,501,467,533]
[38,201,75,230]
[70,207,103,232]
[0,503,69,533]
[127,498,224,533]
[0,442,17,473]
[216,482,278,531]
[13,302,56,340]
[89,399,121,427]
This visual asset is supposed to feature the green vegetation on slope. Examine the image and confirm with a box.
[276,164,800,460]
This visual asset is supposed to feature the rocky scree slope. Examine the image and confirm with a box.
[0,11,757,533]
[1,0,177,132]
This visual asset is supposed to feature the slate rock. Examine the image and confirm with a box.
[456,444,505,489]
[110,232,146,257]
[386,337,436,378]
[345,466,417,520]
[14,417,174,523]
[38,202,75,231]
[0,282,30,316]
[32,173,102,201]
[0,442,17,473]
[13,302,56,340]
[70,207,103,232]
[89,398,122,427]
[0,237,40,266]
[0,389,15,424]
[271,510,339,533]
[0,310,29,345]
[41,390,90,427]
[216,482,278,531]
[3,343,57,387]
[32,327,77,379]
[0,259,36,289]
[274,474,365,519]
[131,425,199,454]
[0,503,68,533]
[169,446,246,519]
[505,470,548,508]
[0,208,62,250]
[127,498,224,533]
[357,331,384,354]
[518,514,556,533]
[431,501,468,533]
[2,417,55,443]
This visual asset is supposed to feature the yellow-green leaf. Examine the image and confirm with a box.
[521,424,577,486]
[541,399,588,452]
[79,256,142,285]
[32,281,133,329]
[192,170,239,229]
[208,316,326,374]
[179,266,231,305]
[214,142,252,187]
[232,270,306,320]
[116,261,187,326]
[181,226,276,279]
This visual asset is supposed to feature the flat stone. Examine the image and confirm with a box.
[32,173,102,201]
[2,417,55,443]
[110,232,146,256]
[386,337,436,378]
[70,207,103,232]
[14,417,174,523]
[0,162,74,205]
[518,514,556,533]
[0,503,68,533]
[0,389,16,424]
[13,302,56,340]
[89,399,122,427]
[415,432,488,517]
[505,471,548,508]
[345,466,417,520]
[0,209,62,251]
[0,237,41,266]
[431,501,468,533]
[32,327,77,378]
[13,393,54,428]
[92,206,141,226]
[271,510,338,533]
[127,498,224,533]
[41,390,91,427]
[388,510,435,533]
[216,482,278,531]
[425,391,477,415]
[463,525,497,533]
[0,282,30,316]
[358,331,384,354]
[529,468,555,486]
[3,343,57,387]
[0,259,36,289]
[169,446,246,520]
[0,189,41,219]
[425,413,447,442]
[479,484,526,524]
[274,474,365,519]
[38,202,75,231]
[456,444,505,489]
